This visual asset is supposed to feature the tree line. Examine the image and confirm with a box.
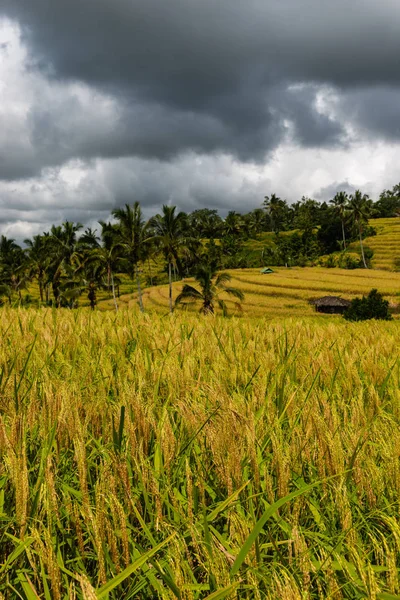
[0,183,399,310]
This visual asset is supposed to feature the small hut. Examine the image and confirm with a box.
[312,296,351,315]
[260,267,275,274]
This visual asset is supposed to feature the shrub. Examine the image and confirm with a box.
[324,254,337,268]
[338,253,360,270]
[344,289,392,321]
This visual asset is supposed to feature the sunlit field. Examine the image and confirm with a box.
[1,308,400,598]
[99,267,400,317]
[352,218,400,270]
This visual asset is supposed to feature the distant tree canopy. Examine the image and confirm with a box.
[0,182,398,309]
[375,184,400,218]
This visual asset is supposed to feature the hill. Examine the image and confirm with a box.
[243,217,400,271]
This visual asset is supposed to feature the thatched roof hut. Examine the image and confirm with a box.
[311,296,351,314]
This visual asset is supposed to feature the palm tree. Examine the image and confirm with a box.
[348,190,371,268]
[223,211,243,237]
[263,194,287,233]
[330,192,348,250]
[0,236,29,304]
[112,203,149,313]
[88,221,125,311]
[77,227,101,250]
[175,264,244,315]
[65,252,107,310]
[150,205,189,314]
[24,234,49,303]
[246,208,266,237]
[46,222,83,306]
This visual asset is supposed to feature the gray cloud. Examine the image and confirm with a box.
[5,0,400,91]
[0,154,273,240]
[1,0,400,232]
[314,181,357,202]
[1,0,399,178]
[2,0,371,178]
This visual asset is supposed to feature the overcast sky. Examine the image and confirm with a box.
[1,0,400,239]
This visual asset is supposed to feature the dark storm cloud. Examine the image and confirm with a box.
[2,0,400,177]
[5,0,388,177]
[1,0,400,228]
[337,87,400,141]
[5,0,400,92]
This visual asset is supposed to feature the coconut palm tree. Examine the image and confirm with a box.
[24,234,49,303]
[348,190,371,268]
[0,236,29,304]
[246,208,266,237]
[263,194,292,233]
[175,264,244,315]
[65,252,107,310]
[223,211,243,237]
[149,205,189,314]
[77,227,101,250]
[46,222,83,305]
[90,221,126,311]
[111,203,149,313]
[330,192,348,250]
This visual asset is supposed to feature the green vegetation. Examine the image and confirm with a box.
[358,218,400,271]
[344,288,392,321]
[175,265,244,315]
[2,310,400,598]
[1,182,400,312]
[1,187,400,598]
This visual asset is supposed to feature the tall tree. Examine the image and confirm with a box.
[98,221,125,311]
[65,252,107,310]
[244,208,266,237]
[263,194,290,232]
[223,211,243,237]
[24,234,49,303]
[111,202,149,313]
[188,209,223,239]
[175,264,244,315]
[0,236,29,304]
[294,197,320,234]
[150,205,188,314]
[348,190,371,268]
[77,227,101,250]
[330,192,349,249]
[47,222,83,306]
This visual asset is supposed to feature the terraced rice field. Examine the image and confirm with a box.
[355,217,400,270]
[99,267,400,317]
[95,218,400,315]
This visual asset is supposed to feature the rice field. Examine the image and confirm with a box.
[1,308,400,599]
[353,218,400,270]
[101,267,400,317]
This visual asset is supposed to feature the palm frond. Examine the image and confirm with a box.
[221,286,245,301]
[175,285,203,307]
[215,272,231,286]
[217,299,227,316]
